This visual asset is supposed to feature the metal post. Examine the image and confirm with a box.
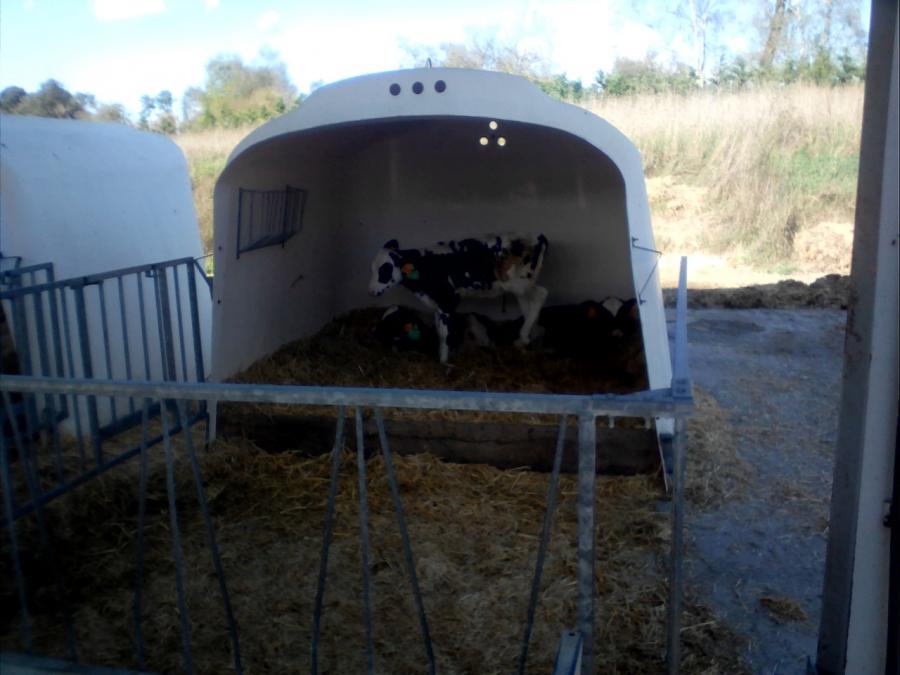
[666,420,686,675]
[153,267,177,382]
[374,409,435,674]
[97,280,118,425]
[117,276,136,417]
[172,265,189,383]
[159,399,194,674]
[0,432,33,653]
[186,262,206,384]
[312,408,346,675]
[355,408,375,674]
[519,416,568,674]
[59,290,86,469]
[72,282,101,463]
[133,399,150,670]
[576,413,596,674]
[175,399,243,674]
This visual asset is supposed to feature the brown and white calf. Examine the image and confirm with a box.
[368,234,549,363]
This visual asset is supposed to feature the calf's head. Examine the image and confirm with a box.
[368,240,402,296]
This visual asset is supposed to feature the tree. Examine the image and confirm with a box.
[13,80,85,118]
[759,0,790,69]
[405,38,546,79]
[756,0,866,75]
[183,53,298,129]
[138,94,156,130]
[598,57,698,96]
[631,0,729,84]
[1,81,130,123]
[154,90,176,134]
[94,103,129,124]
[0,86,27,112]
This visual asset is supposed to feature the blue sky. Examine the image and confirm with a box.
[0,1,871,119]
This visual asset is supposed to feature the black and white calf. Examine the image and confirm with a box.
[537,297,640,357]
[368,234,549,363]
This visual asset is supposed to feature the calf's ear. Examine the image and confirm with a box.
[383,239,399,251]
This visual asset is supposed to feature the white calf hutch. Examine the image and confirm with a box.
[212,68,670,391]
[0,70,693,675]
[0,115,213,434]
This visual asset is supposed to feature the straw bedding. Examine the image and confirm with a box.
[0,388,747,674]
[226,307,649,430]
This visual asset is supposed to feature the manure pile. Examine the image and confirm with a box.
[1,390,747,674]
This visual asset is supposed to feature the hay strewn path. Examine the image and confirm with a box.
[2,394,748,674]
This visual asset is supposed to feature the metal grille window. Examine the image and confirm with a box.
[236,185,307,258]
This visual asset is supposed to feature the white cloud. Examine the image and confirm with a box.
[256,9,280,32]
[204,0,220,9]
[92,0,165,22]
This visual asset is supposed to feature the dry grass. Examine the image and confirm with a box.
[173,125,259,253]
[172,84,863,270]
[585,84,864,262]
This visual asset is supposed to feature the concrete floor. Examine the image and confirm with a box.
[669,308,848,675]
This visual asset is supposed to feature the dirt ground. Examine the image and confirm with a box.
[649,173,853,672]
[674,307,846,674]
[662,274,849,310]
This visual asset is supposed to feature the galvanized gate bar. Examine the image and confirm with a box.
[72,282,102,463]
[0,431,33,654]
[667,256,691,675]
[374,409,436,675]
[576,414,597,675]
[58,290,87,470]
[2,390,79,661]
[9,404,204,521]
[133,400,151,670]
[0,253,693,673]
[153,267,177,382]
[159,401,194,675]
[136,272,152,380]
[186,263,207,383]
[666,418,687,675]
[311,408,346,675]
[174,398,243,675]
[518,415,568,675]
[1,377,694,417]
[354,408,375,674]
[0,258,199,299]
[97,281,119,426]
[172,268,190,383]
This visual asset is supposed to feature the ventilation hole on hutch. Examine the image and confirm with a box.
[435,80,446,92]
[389,83,401,95]
[412,81,424,94]
[489,120,498,130]
[236,186,308,258]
